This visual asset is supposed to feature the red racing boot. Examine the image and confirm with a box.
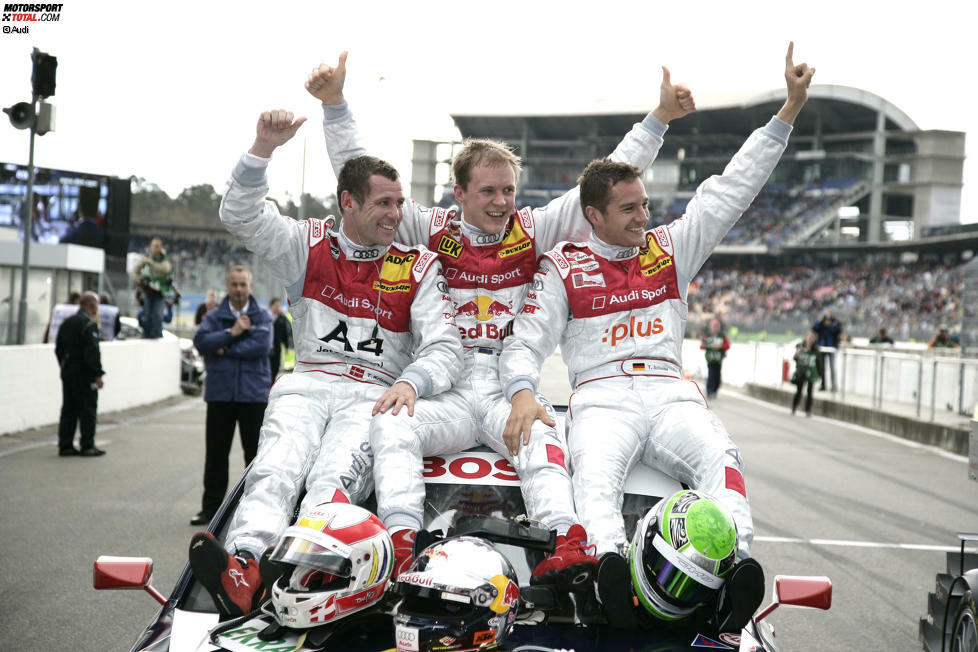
[531,524,598,589]
[189,532,264,619]
[391,528,418,579]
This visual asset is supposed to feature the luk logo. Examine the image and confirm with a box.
[437,234,463,258]
[603,316,664,346]
[454,295,513,321]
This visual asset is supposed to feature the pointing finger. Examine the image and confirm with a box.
[786,40,794,67]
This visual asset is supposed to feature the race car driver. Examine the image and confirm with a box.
[305,52,696,583]
[499,43,814,566]
[189,109,462,619]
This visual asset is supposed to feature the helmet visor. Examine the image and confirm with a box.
[270,532,353,578]
[642,532,721,607]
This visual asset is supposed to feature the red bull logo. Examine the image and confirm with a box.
[453,296,516,341]
[454,296,513,321]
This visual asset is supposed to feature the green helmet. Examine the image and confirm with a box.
[627,489,738,621]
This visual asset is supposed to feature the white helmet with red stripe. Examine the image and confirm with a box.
[269,502,394,628]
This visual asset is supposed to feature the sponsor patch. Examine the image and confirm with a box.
[497,239,532,258]
[642,256,673,277]
[473,630,495,645]
[412,251,436,278]
[309,219,325,248]
[373,281,412,293]
[437,234,463,258]
[572,272,605,288]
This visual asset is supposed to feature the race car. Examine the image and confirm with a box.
[94,412,832,651]
[918,420,978,652]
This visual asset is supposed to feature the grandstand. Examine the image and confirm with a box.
[408,84,972,342]
[413,85,965,248]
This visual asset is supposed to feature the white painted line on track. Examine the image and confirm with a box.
[755,535,976,553]
[723,390,969,464]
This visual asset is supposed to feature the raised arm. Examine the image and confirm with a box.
[306,51,367,169]
[220,110,315,286]
[534,67,696,250]
[308,52,429,246]
[668,42,814,284]
[777,41,815,125]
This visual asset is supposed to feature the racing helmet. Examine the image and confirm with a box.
[268,502,394,629]
[393,536,519,651]
[627,489,737,621]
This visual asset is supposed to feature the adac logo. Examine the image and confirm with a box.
[454,295,513,321]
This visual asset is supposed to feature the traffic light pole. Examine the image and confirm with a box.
[16,93,38,345]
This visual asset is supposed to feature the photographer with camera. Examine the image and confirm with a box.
[131,237,174,338]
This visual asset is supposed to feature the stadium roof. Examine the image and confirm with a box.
[450,84,920,142]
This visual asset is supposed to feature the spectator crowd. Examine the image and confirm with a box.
[688,261,963,340]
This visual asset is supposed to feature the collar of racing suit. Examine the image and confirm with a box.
[337,226,389,261]
[587,233,640,261]
[459,215,505,247]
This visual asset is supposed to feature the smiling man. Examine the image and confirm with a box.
[188,109,461,619]
[498,43,814,629]
[306,52,695,584]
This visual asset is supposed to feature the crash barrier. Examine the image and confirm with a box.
[680,339,978,423]
[0,338,181,435]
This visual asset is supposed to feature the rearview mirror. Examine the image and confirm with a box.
[756,575,832,622]
[93,556,166,605]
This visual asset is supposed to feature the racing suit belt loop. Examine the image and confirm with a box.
[293,361,395,387]
[573,358,681,389]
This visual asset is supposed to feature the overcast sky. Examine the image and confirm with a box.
[1,0,974,223]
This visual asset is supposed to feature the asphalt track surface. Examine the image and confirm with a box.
[0,388,974,651]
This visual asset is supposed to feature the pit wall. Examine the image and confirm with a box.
[0,339,181,435]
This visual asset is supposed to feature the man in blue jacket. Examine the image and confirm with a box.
[191,265,273,525]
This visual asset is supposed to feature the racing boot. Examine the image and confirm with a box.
[595,551,640,629]
[714,557,765,633]
[189,532,264,619]
[530,524,598,589]
[391,528,418,579]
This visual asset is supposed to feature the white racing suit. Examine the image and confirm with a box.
[321,103,666,533]
[500,117,794,559]
[220,153,462,557]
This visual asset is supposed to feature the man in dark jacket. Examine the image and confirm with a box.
[55,291,106,457]
[191,266,273,525]
[267,297,293,378]
[812,309,842,391]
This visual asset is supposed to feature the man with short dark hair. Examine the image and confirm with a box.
[500,44,814,628]
[189,110,461,619]
[55,291,106,457]
[191,266,273,526]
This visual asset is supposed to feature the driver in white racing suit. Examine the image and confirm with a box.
[189,110,462,619]
[500,44,814,567]
[305,52,696,583]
